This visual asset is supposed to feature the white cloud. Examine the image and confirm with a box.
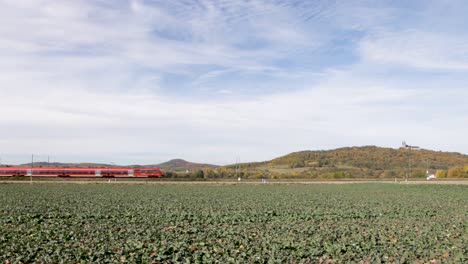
[2,64,467,164]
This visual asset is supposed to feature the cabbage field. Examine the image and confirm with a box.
[0,183,466,263]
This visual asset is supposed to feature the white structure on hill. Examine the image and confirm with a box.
[400,141,420,150]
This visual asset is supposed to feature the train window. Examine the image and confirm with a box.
[138,170,155,173]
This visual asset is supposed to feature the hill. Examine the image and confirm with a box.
[155,159,218,171]
[222,146,468,179]
[268,146,467,170]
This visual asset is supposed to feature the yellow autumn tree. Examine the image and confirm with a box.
[447,166,464,178]
[435,169,447,178]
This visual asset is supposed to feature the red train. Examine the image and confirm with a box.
[0,166,163,177]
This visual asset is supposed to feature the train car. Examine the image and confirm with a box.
[0,166,163,178]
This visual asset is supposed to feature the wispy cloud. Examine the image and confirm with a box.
[0,0,467,164]
[360,30,468,71]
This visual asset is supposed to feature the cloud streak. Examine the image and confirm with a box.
[360,30,468,71]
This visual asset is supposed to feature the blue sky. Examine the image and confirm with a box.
[0,0,467,165]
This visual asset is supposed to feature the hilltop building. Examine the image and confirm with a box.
[400,141,420,150]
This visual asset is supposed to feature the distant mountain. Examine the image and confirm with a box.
[154,159,218,171]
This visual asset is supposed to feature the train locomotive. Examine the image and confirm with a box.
[0,166,163,178]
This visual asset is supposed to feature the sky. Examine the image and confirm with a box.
[1,0,467,165]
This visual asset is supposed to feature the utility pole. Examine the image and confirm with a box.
[426,159,429,175]
[30,154,34,184]
[406,150,411,183]
[235,157,238,179]
[236,157,241,181]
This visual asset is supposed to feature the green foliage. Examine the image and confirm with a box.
[0,184,466,263]
[328,171,348,179]
[289,160,305,168]
[413,170,426,178]
[195,169,205,178]
[163,170,177,178]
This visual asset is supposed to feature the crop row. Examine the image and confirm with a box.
[0,184,466,263]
